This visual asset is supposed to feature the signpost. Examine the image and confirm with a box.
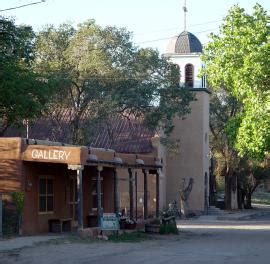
[101,213,119,231]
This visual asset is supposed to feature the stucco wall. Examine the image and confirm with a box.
[0,138,23,198]
[165,90,210,212]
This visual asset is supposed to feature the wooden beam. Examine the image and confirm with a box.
[156,171,160,218]
[135,171,138,221]
[128,168,134,219]
[68,164,84,230]
[143,169,148,220]
[113,169,119,216]
[0,193,2,236]
[97,165,103,227]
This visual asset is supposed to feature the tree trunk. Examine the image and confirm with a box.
[225,171,238,210]
[244,193,252,209]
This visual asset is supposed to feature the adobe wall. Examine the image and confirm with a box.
[0,138,23,200]
[165,90,210,212]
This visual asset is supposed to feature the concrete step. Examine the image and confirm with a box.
[206,206,227,215]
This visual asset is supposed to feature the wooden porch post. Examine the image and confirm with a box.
[135,171,138,221]
[97,165,103,227]
[156,171,160,218]
[143,169,148,220]
[68,165,84,230]
[0,193,2,236]
[128,168,134,219]
[113,168,119,216]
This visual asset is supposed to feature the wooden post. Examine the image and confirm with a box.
[128,168,134,219]
[0,193,2,236]
[97,165,103,227]
[143,169,148,220]
[156,171,160,218]
[135,171,138,221]
[68,165,84,230]
[113,168,119,216]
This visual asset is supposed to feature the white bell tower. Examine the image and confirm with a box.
[163,0,210,214]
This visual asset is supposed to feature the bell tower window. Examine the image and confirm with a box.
[185,64,194,88]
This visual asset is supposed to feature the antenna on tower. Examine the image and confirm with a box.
[183,0,188,31]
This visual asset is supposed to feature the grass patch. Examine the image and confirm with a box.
[252,191,270,205]
[108,231,152,242]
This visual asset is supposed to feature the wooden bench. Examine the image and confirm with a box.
[49,218,72,233]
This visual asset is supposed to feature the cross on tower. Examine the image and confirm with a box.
[183,0,188,31]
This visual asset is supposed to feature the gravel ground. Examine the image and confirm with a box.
[1,211,270,264]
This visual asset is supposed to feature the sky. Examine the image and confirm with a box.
[1,0,269,53]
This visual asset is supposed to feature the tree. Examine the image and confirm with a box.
[34,20,194,145]
[202,4,270,160]
[0,17,52,136]
[210,90,269,209]
[209,90,241,209]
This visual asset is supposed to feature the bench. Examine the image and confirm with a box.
[48,218,72,233]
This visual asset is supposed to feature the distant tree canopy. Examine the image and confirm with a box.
[202,4,270,160]
[0,17,53,136]
[34,20,194,144]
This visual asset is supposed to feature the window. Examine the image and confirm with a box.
[91,177,103,211]
[39,176,54,213]
[185,64,194,88]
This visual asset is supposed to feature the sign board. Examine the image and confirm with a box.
[22,145,82,165]
[101,213,119,231]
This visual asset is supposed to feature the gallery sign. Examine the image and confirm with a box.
[22,145,82,164]
[31,149,71,161]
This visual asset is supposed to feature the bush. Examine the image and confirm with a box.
[159,223,179,235]
[2,200,18,235]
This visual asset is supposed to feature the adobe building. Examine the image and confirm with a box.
[0,30,210,234]
[0,137,161,234]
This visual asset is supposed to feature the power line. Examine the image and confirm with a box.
[0,0,46,12]
[136,28,219,45]
[134,19,222,36]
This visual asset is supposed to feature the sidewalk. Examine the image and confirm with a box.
[0,235,61,252]
[176,204,270,230]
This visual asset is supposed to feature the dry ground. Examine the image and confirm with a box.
[1,212,270,264]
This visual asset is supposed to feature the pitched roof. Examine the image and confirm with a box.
[4,112,155,154]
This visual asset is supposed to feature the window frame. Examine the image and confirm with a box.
[38,175,54,215]
[91,176,104,212]
[185,63,194,88]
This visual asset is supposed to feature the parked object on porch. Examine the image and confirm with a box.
[48,218,72,233]
[119,217,136,229]
[167,200,181,218]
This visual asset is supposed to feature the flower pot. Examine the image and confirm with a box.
[145,224,160,233]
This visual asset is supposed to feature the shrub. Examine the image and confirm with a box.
[159,223,179,235]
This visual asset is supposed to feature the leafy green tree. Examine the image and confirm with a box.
[0,17,52,136]
[35,20,194,144]
[210,90,269,209]
[202,4,270,160]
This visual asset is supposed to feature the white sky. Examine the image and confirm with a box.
[1,0,269,53]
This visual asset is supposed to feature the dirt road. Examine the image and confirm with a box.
[1,213,270,264]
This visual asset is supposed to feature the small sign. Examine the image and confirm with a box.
[101,213,119,231]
